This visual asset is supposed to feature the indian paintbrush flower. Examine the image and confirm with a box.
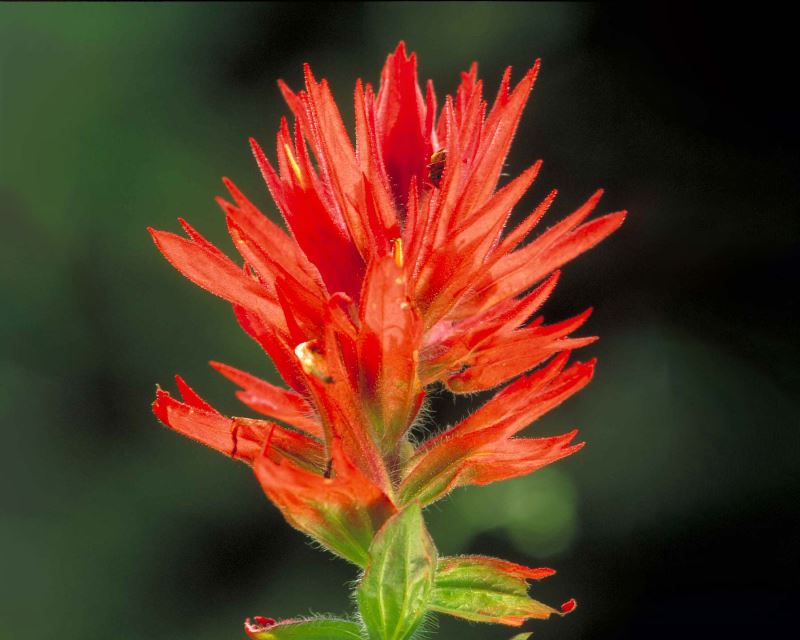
[149,42,624,639]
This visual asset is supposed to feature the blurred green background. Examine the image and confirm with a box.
[1,3,798,639]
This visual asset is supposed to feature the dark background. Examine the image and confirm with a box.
[1,3,798,639]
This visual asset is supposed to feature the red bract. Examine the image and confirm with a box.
[150,42,624,635]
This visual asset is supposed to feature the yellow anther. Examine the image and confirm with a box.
[283,143,306,189]
[294,340,333,383]
[392,237,404,268]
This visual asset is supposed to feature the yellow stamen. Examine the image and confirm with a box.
[392,237,404,268]
[283,143,306,189]
[294,340,333,383]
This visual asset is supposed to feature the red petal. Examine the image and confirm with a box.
[466,431,584,485]
[401,357,593,505]
[419,272,561,386]
[496,188,558,256]
[152,386,250,461]
[174,374,217,414]
[148,227,280,318]
[456,62,540,215]
[233,305,306,393]
[250,136,365,298]
[357,255,424,449]
[217,176,322,290]
[400,424,581,506]
[355,79,398,247]
[466,193,625,314]
[153,386,237,457]
[210,361,323,439]
[430,356,592,446]
[445,310,595,393]
[375,41,429,208]
[153,384,322,467]
[299,66,369,259]
[418,162,542,326]
[176,217,226,259]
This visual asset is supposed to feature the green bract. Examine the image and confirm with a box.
[245,618,364,639]
[430,556,562,626]
[356,504,437,640]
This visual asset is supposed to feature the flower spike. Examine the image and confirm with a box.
[149,42,624,638]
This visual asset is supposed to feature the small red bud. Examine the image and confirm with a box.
[244,616,277,638]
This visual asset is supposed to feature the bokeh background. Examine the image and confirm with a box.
[2,3,798,639]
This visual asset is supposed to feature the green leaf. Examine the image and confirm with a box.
[244,617,364,639]
[509,633,533,640]
[430,555,567,626]
[356,503,438,640]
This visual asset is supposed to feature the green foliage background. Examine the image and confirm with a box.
[1,3,797,639]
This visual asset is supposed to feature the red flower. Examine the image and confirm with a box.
[149,42,624,633]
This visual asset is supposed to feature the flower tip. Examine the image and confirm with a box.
[578,358,598,378]
[590,188,605,203]
[213,194,230,211]
[520,160,544,184]
[302,62,317,86]
[147,227,171,250]
[529,566,557,579]
[151,387,170,424]
[570,440,587,455]
[565,427,581,440]
[249,138,269,165]
[388,40,416,65]
[560,598,577,614]
[221,177,245,203]
[244,616,277,638]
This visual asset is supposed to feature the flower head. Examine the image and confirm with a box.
[150,42,624,636]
